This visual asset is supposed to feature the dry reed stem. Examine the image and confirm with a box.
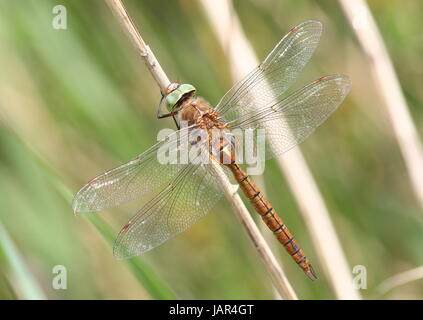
[105,0,170,94]
[105,0,298,300]
[200,0,361,299]
[377,266,423,295]
[0,222,47,300]
[210,163,297,299]
[339,0,423,209]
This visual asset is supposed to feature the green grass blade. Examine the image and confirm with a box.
[0,222,47,300]
[18,135,177,299]
[86,215,176,300]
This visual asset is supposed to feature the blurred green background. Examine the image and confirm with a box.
[0,0,422,299]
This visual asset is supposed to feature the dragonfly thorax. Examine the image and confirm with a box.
[176,96,222,128]
[177,96,236,164]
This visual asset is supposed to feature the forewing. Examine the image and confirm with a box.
[72,128,191,213]
[216,20,322,122]
[229,74,351,160]
[113,161,228,259]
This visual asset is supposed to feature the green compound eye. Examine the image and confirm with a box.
[165,83,196,111]
[178,83,196,94]
[165,91,180,111]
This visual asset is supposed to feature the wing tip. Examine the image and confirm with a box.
[71,194,95,214]
[71,197,81,215]
[285,20,322,40]
[334,74,352,94]
[313,73,352,89]
[298,19,323,34]
[113,226,156,260]
[301,19,322,27]
[113,229,134,260]
[113,243,138,260]
[317,74,352,101]
[72,194,85,214]
[113,250,128,260]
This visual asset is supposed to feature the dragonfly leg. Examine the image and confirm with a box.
[157,109,179,119]
[172,116,180,129]
[156,95,179,120]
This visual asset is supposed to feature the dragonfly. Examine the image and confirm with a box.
[72,20,351,280]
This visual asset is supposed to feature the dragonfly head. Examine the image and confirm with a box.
[165,83,196,111]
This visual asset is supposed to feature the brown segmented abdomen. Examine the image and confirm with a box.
[179,98,317,280]
[227,163,317,280]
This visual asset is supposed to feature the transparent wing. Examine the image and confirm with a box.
[228,74,351,160]
[113,160,228,259]
[216,20,322,122]
[72,127,194,213]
